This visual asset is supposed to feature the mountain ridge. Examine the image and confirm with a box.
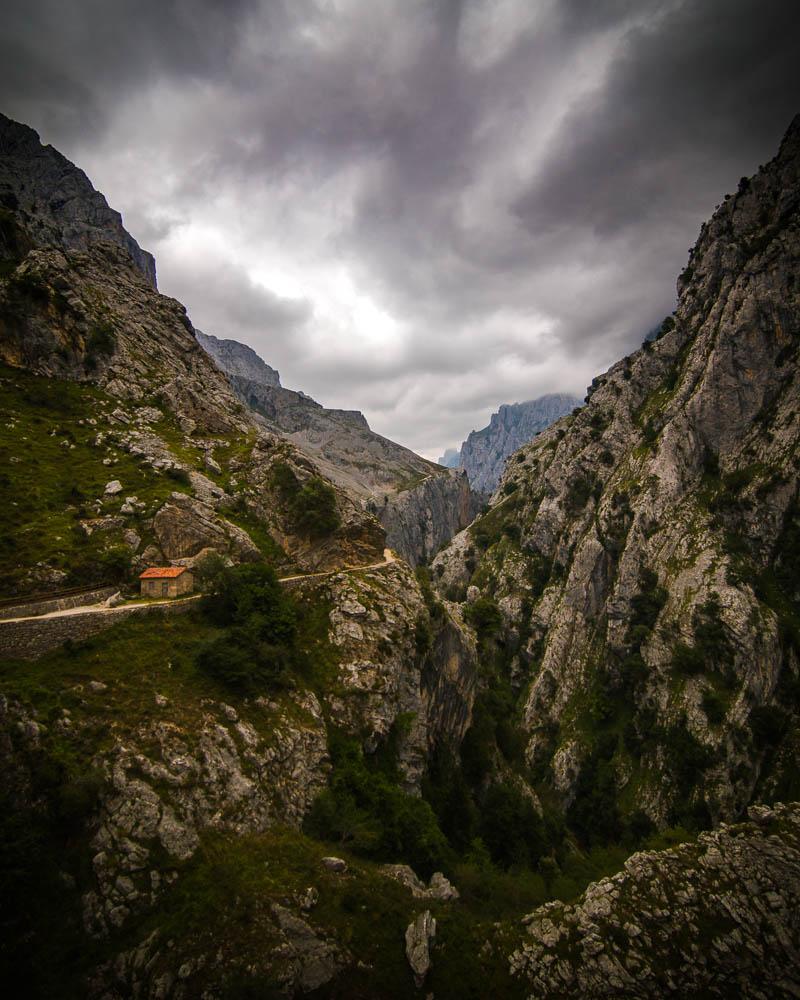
[443,392,581,492]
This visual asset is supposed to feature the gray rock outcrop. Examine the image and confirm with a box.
[458,393,581,493]
[372,468,481,566]
[510,802,800,998]
[405,910,436,987]
[196,329,281,387]
[0,113,156,286]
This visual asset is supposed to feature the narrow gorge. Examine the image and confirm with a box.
[1,104,799,1000]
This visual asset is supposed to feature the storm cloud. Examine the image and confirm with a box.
[2,0,798,456]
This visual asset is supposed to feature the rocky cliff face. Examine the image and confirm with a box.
[0,114,156,287]
[434,115,800,829]
[511,802,800,998]
[371,468,481,566]
[196,329,281,387]
[457,392,581,493]
[438,447,460,468]
[196,330,479,565]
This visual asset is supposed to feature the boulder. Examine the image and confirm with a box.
[405,910,435,987]
[152,494,259,562]
[321,857,348,873]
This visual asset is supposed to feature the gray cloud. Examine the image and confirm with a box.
[1,0,797,456]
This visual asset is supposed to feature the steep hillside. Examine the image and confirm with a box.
[434,115,800,830]
[0,115,391,581]
[197,329,478,564]
[0,113,156,287]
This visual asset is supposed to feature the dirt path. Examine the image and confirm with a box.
[277,547,397,583]
[2,549,398,625]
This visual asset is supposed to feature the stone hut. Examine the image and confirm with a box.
[139,566,194,598]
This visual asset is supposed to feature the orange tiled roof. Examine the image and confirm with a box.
[139,566,187,579]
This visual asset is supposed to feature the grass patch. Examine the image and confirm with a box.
[0,366,189,595]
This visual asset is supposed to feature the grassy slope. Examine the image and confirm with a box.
[0,365,189,595]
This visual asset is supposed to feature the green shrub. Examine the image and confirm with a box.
[702,689,726,724]
[304,731,450,877]
[196,562,298,693]
[270,461,340,538]
[565,475,594,514]
[750,705,789,749]
[672,641,705,676]
[292,476,340,537]
[479,782,546,869]
[463,597,502,643]
[165,465,191,485]
[566,739,621,847]
[85,321,116,367]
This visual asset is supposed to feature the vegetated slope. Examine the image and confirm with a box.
[456,393,582,493]
[0,114,388,584]
[434,114,800,833]
[197,330,479,565]
[0,113,485,997]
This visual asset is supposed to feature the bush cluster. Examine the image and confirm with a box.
[195,557,298,692]
[270,461,340,538]
[304,728,449,877]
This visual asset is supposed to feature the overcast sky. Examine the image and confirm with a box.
[2,0,798,458]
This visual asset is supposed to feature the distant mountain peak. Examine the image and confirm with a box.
[458,392,580,492]
[195,330,281,387]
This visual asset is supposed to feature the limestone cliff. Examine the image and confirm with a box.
[457,392,581,493]
[0,113,156,287]
[434,114,800,828]
[370,468,481,566]
[510,802,800,998]
[196,329,281,387]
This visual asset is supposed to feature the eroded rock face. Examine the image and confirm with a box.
[433,114,800,825]
[152,493,260,563]
[196,330,281,387]
[510,803,800,998]
[0,113,156,286]
[405,910,436,987]
[325,559,478,791]
[458,393,581,493]
[374,469,480,566]
[83,693,330,937]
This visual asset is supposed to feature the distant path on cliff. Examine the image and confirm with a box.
[1,550,399,625]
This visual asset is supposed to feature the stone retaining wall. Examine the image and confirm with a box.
[0,598,199,661]
[0,587,118,622]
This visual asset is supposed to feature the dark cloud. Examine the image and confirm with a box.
[513,0,800,237]
[1,0,797,456]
